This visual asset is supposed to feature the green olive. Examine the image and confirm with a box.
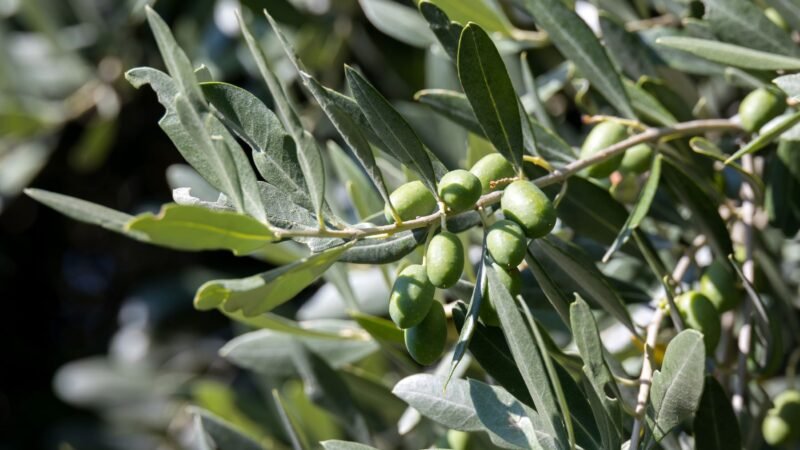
[384,180,437,223]
[425,231,464,288]
[404,300,447,365]
[620,143,654,174]
[579,122,628,178]
[486,219,527,268]
[698,261,740,313]
[480,263,522,327]
[763,390,800,446]
[438,169,482,213]
[469,153,516,194]
[500,180,556,239]
[610,174,640,204]
[447,430,470,450]
[675,291,721,354]
[739,88,786,133]
[389,264,435,329]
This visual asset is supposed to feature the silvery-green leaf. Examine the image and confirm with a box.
[646,330,705,443]
[419,1,463,61]
[655,36,800,70]
[144,6,204,107]
[189,407,264,450]
[424,0,514,36]
[220,320,377,377]
[25,188,140,237]
[346,67,438,194]
[358,0,436,47]
[125,204,274,255]
[703,0,799,56]
[195,243,351,315]
[321,441,380,450]
[517,0,635,118]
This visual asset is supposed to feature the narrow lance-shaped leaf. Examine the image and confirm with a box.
[425,0,515,36]
[529,236,638,335]
[457,23,524,171]
[524,250,572,327]
[655,36,800,71]
[237,12,326,222]
[703,0,799,57]
[272,390,310,450]
[189,407,264,450]
[321,441,380,450]
[194,242,353,316]
[646,329,706,444]
[358,0,436,48]
[174,94,267,222]
[25,188,141,237]
[144,6,204,107]
[200,82,314,212]
[726,110,800,163]
[263,12,394,216]
[125,204,274,255]
[603,153,662,262]
[693,376,742,450]
[518,0,635,118]
[345,67,438,195]
[569,296,623,438]
[290,343,371,443]
[126,68,265,222]
[418,1,463,61]
[447,252,486,384]
[487,265,569,445]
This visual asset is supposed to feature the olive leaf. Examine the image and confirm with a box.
[195,242,352,315]
[457,23,524,171]
[220,321,377,377]
[487,265,570,446]
[144,6,204,107]
[646,329,706,444]
[517,0,635,118]
[238,12,326,222]
[655,36,800,70]
[189,407,264,450]
[603,154,662,262]
[693,376,742,450]
[125,203,274,255]
[703,0,799,57]
[418,1,463,61]
[346,67,439,195]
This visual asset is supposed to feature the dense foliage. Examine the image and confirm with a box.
[19,0,800,449]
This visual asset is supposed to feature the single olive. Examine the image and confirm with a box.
[579,122,628,178]
[426,231,465,289]
[763,390,800,446]
[480,263,522,327]
[501,180,556,239]
[620,143,654,174]
[675,291,721,353]
[438,169,482,213]
[384,180,437,223]
[447,430,470,450]
[698,261,740,312]
[469,153,516,194]
[389,264,435,329]
[739,88,786,133]
[486,219,527,268]
[404,300,447,365]
[610,174,640,204]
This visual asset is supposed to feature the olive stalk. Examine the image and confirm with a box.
[271,118,741,241]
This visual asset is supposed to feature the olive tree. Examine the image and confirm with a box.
[28,1,800,449]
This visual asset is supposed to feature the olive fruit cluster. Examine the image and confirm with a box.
[385,153,557,363]
[762,390,800,446]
